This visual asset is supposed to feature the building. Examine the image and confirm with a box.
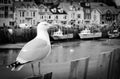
[91,8,101,24]
[0,0,14,26]
[38,4,53,22]
[81,2,91,24]
[116,8,120,25]
[58,2,84,25]
[14,1,39,26]
[50,7,67,24]
[91,2,118,25]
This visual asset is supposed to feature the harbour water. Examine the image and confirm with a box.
[0,39,120,79]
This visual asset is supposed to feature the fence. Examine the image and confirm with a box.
[69,48,120,79]
[27,48,120,79]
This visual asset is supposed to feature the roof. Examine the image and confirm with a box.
[91,2,118,14]
[58,2,83,12]
[94,6,118,14]
[50,7,67,14]
[90,2,108,8]
[14,2,38,8]
[58,2,71,12]
[38,4,48,9]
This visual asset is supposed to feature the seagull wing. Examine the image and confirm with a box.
[17,38,51,63]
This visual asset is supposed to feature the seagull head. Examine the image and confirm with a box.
[37,21,53,31]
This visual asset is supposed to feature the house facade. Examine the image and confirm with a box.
[91,3,118,25]
[38,4,53,23]
[0,0,14,26]
[58,2,84,25]
[2,1,117,27]
[81,2,91,24]
[91,8,101,24]
[14,1,39,26]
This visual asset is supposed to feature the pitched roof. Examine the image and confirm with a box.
[50,7,67,14]
[58,2,71,12]
[94,6,118,14]
[91,2,118,14]
[90,2,108,8]
[14,2,38,8]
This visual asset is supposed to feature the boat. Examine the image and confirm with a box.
[51,29,73,40]
[78,28,102,39]
[108,29,120,38]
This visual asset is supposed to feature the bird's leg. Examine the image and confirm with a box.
[31,63,36,76]
[38,62,42,76]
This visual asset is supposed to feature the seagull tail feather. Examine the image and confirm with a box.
[6,61,24,71]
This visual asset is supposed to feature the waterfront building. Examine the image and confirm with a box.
[91,2,118,25]
[38,4,53,23]
[50,7,67,24]
[0,0,14,26]
[14,1,39,26]
[11,1,118,27]
[58,2,84,25]
[116,8,120,25]
[81,2,91,24]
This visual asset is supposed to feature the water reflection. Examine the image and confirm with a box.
[0,49,19,66]
[0,39,120,66]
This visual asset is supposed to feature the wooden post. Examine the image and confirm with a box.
[107,48,120,79]
[96,51,111,79]
[43,72,52,79]
[69,57,89,79]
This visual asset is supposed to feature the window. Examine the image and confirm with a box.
[51,8,57,13]
[22,20,24,23]
[64,15,67,19]
[31,12,32,16]
[45,9,47,12]
[20,11,22,17]
[9,21,14,26]
[20,20,22,23]
[4,0,8,4]
[10,7,13,11]
[33,12,35,17]
[33,20,35,25]
[31,20,32,25]
[0,14,3,18]
[85,3,90,7]
[9,14,13,18]
[77,14,81,18]
[27,12,29,16]
[8,0,11,4]
[0,7,4,11]
[49,16,51,19]
[86,9,90,13]
[22,11,24,17]
[0,0,4,3]
[55,15,58,19]
[93,15,97,20]
[42,16,43,19]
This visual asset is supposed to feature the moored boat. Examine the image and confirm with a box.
[108,29,120,38]
[51,29,73,40]
[78,28,102,39]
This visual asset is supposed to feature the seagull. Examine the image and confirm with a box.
[7,21,53,71]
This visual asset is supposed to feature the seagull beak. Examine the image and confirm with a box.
[48,24,56,28]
